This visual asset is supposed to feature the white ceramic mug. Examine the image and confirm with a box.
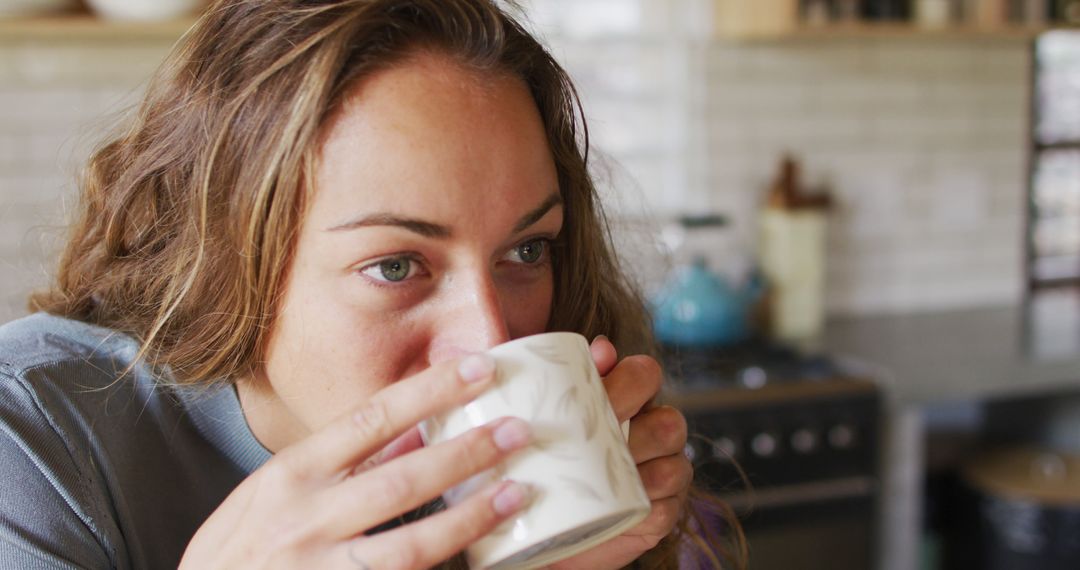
[420,332,650,569]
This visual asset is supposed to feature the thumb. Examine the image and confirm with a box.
[590,334,618,377]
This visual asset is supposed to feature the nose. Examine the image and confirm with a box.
[428,269,511,364]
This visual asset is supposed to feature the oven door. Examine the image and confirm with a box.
[730,480,877,570]
[680,386,882,570]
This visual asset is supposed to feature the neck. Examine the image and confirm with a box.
[234,372,308,454]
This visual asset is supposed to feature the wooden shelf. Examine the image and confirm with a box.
[2,13,1075,43]
[717,22,1075,42]
[1035,141,1080,151]
[0,12,197,41]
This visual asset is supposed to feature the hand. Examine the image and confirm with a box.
[179,356,533,570]
[550,336,692,570]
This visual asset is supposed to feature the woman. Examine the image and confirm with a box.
[1,0,742,568]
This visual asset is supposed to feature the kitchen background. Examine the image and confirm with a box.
[0,0,1033,322]
[4,2,1080,570]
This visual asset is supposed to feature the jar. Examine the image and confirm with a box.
[916,0,952,28]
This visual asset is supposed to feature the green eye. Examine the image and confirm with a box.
[516,240,545,264]
[378,258,411,282]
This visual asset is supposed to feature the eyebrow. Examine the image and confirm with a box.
[512,192,563,234]
[325,192,563,238]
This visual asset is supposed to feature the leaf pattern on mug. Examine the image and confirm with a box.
[583,357,598,391]
[533,434,579,460]
[525,343,569,366]
[560,475,602,502]
[595,396,621,443]
[585,353,625,444]
[582,393,600,441]
[494,364,513,406]
[604,446,622,499]
[555,385,578,419]
[617,446,643,500]
[527,371,551,421]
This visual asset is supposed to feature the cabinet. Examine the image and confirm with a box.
[1026,31,1080,288]
[710,0,1073,41]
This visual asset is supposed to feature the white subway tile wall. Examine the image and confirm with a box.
[699,39,1030,316]
[0,6,1032,324]
[557,37,1029,316]
[0,37,168,323]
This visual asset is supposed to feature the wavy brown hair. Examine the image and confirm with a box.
[31,0,745,567]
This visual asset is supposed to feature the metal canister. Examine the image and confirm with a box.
[950,447,1080,570]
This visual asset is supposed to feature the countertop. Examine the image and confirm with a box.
[818,291,1080,406]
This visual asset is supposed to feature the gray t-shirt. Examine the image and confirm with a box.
[0,313,272,569]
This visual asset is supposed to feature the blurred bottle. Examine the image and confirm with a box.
[1057,0,1080,24]
[861,0,909,20]
[834,0,860,21]
[802,0,832,26]
[714,0,800,36]
[916,0,952,27]
[758,156,832,342]
[964,0,1007,27]
[1020,0,1049,25]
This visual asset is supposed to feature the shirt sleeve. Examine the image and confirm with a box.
[0,370,115,570]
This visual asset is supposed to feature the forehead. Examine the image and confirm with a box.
[308,54,558,227]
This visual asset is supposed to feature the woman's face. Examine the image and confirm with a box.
[239,54,563,452]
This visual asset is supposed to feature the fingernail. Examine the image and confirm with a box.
[593,334,609,344]
[492,481,531,516]
[492,418,532,451]
[458,354,495,383]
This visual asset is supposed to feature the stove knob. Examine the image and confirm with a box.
[750,432,778,458]
[711,436,739,462]
[828,423,857,450]
[739,366,768,389]
[790,428,820,455]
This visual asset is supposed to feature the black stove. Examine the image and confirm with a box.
[660,339,845,390]
[659,340,883,570]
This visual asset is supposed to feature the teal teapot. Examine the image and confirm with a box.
[651,214,763,347]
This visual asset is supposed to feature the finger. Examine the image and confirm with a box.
[602,355,663,423]
[627,405,688,464]
[590,335,618,377]
[279,354,498,482]
[346,427,424,478]
[628,496,682,549]
[378,427,424,464]
[638,454,693,501]
[338,479,531,570]
[318,417,532,538]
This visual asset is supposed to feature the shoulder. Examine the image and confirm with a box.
[0,312,148,467]
[0,313,152,450]
[0,314,131,568]
[0,313,179,465]
[0,313,152,435]
[0,313,164,516]
[0,312,138,379]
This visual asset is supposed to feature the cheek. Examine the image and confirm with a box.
[262,261,554,429]
[264,277,427,429]
[505,272,554,338]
